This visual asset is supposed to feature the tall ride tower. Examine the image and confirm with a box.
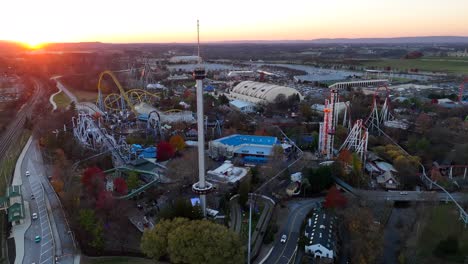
[191,20,213,217]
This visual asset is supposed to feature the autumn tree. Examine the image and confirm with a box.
[81,167,105,201]
[157,141,175,161]
[113,177,128,195]
[339,203,383,264]
[323,186,347,209]
[169,135,186,152]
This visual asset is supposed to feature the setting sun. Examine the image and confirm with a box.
[23,40,44,50]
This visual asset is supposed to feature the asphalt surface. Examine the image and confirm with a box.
[264,198,323,264]
[359,190,468,202]
[22,141,76,264]
[22,148,54,264]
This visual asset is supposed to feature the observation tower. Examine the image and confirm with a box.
[191,20,213,217]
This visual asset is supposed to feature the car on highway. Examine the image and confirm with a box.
[32,213,38,220]
[400,191,408,195]
[25,171,30,177]
[34,235,41,243]
[280,234,287,243]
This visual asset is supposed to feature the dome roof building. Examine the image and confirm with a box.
[226,81,303,104]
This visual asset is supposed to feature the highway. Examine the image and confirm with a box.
[263,198,323,264]
[22,140,76,264]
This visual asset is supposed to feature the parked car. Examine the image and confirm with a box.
[34,235,41,243]
[32,213,38,220]
[400,191,408,195]
[25,171,30,177]
[280,234,287,243]
[31,194,35,200]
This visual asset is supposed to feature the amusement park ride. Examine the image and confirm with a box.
[318,82,396,163]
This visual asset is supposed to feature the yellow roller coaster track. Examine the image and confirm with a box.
[97,70,136,114]
[97,71,161,114]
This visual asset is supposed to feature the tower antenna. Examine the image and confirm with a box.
[197,19,201,64]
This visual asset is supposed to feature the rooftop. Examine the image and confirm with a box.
[215,134,278,147]
[305,211,337,250]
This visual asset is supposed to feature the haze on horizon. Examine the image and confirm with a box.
[2,0,468,47]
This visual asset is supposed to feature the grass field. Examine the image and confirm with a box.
[363,57,468,74]
[416,204,468,263]
[81,256,153,264]
[53,91,71,109]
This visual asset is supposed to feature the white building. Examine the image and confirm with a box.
[207,160,248,183]
[229,99,256,113]
[168,56,201,63]
[304,212,337,262]
[225,81,303,105]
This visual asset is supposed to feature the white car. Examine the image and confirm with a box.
[25,171,30,177]
[32,213,38,220]
[280,234,287,243]
[400,191,408,195]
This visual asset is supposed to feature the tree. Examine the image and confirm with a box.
[167,219,244,264]
[238,178,251,208]
[78,209,104,251]
[95,190,115,212]
[324,186,347,209]
[113,177,128,195]
[126,172,140,191]
[303,166,334,194]
[169,135,186,152]
[81,167,105,200]
[159,198,203,220]
[434,235,459,258]
[340,203,383,264]
[141,218,191,260]
[157,141,175,161]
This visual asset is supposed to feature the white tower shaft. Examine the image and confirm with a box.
[196,78,207,215]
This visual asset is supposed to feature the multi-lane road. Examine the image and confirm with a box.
[21,139,76,264]
[263,198,323,264]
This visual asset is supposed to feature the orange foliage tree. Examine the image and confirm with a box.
[169,135,186,152]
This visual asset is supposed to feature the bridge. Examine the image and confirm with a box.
[329,79,388,90]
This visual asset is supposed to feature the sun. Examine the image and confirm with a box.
[21,40,44,50]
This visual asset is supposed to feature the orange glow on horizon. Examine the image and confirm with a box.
[1,0,468,44]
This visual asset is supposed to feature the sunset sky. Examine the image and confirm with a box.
[2,0,468,46]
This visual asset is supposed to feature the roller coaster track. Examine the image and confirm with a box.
[102,89,160,112]
[97,70,137,114]
[375,126,467,226]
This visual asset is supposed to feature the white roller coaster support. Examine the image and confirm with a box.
[339,119,368,163]
[72,113,128,166]
[375,126,467,226]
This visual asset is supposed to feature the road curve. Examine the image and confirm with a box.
[263,198,323,264]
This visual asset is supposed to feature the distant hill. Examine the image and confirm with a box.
[310,36,468,44]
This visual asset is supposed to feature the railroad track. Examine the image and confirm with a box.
[0,77,42,163]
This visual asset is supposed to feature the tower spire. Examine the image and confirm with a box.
[197,19,201,63]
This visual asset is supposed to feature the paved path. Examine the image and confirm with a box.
[229,196,242,234]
